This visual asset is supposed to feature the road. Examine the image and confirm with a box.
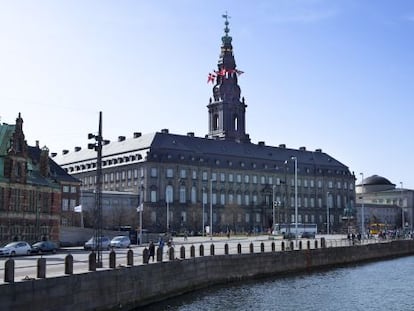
[0,234,360,284]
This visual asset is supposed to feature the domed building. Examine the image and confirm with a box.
[355,174,414,234]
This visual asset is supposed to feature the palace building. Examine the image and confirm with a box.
[54,17,356,234]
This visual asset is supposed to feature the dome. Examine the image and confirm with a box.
[362,175,394,186]
[356,174,395,194]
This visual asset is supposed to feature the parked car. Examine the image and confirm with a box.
[283,232,296,240]
[301,232,316,239]
[31,241,58,254]
[0,241,32,256]
[110,236,131,248]
[84,236,110,250]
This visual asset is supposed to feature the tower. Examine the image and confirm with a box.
[207,14,250,143]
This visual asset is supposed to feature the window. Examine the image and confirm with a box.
[228,173,234,182]
[244,175,249,183]
[260,176,266,184]
[228,193,234,204]
[121,171,126,180]
[256,213,261,223]
[166,168,174,178]
[150,190,157,203]
[212,192,217,205]
[236,174,242,183]
[179,186,186,203]
[252,175,258,184]
[318,198,322,208]
[276,178,281,185]
[328,181,333,188]
[337,181,341,189]
[310,179,314,187]
[220,192,225,205]
[166,185,173,202]
[317,180,322,188]
[180,169,186,179]
[245,213,250,223]
[127,170,132,179]
[268,177,273,185]
[150,168,157,177]
[62,199,69,211]
[63,186,69,193]
[220,173,225,182]
[191,187,197,204]
[192,170,197,179]
[211,172,217,181]
[181,211,187,223]
[303,179,308,187]
[202,171,208,181]
[252,194,258,205]
[237,194,242,205]
[244,194,249,205]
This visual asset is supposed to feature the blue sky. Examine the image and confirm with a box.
[1,0,413,188]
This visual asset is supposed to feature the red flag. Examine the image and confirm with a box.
[207,73,216,83]
[215,68,226,76]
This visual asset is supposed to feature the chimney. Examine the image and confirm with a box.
[75,146,81,152]
[279,144,286,149]
[258,141,265,146]
[299,146,306,151]
[62,149,69,155]
[315,148,322,152]
[133,132,142,138]
[51,152,57,157]
[35,140,39,148]
[118,136,126,142]
[40,146,50,177]
[187,132,194,137]
[161,129,169,134]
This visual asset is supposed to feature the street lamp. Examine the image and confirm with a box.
[291,156,298,247]
[210,178,214,240]
[166,187,170,233]
[272,185,276,233]
[87,111,109,268]
[326,192,330,235]
[400,182,405,231]
[202,187,206,237]
[360,172,365,237]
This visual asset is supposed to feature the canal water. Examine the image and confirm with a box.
[139,255,414,311]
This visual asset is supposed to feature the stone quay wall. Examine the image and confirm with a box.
[1,240,413,311]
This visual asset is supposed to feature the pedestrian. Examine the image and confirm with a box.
[148,241,155,262]
[158,236,164,256]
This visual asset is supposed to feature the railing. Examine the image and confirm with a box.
[1,235,406,284]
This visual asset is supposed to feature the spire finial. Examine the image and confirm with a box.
[222,12,231,37]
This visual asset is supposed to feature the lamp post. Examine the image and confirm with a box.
[202,187,205,237]
[326,192,330,235]
[272,185,276,233]
[138,182,144,246]
[360,172,365,237]
[210,178,213,240]
[291,156,298,247]
[400,182,405,231]
[166,188,170,233]
[88,111,109,268]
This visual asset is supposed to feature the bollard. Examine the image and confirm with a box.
[199,244,204,256]
[290,241,294,251]
[168,247,175,261]
[271,242,275,252]
[281,241,285,251]
[299,240,302,250]
[65,254,74,275]
[237,243,242,254]
[109,250,116,269]
[260,242,265,253]
[127,249,134,266]
[224,243,229,255]
[315,240,318,249]
[156,247,163,262]
[249,242,254,253]
[37,257,46,278]
[4,259,15,283]
[307,240,311,250]
[180,246,186,259]
[210,244,215,256]
[190,245,195,258]
[89,252,96,271]
[143,248,149,264]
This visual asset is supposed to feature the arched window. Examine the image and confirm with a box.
[191,186,197,204]
[213,114,219,130]
[179,185,186,203]
[233,115,239,131]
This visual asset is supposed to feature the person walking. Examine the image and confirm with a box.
[148,241,155,262]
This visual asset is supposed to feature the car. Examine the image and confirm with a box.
[283,232,296,240]
[110,236,131,248]
[31,241,58,254]
[301,232,316,239]
[84,236,111,250]
[0,241,32,256]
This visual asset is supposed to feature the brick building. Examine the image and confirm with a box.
[0,113,80,244]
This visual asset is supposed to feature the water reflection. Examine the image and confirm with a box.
[138,256,414,311]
